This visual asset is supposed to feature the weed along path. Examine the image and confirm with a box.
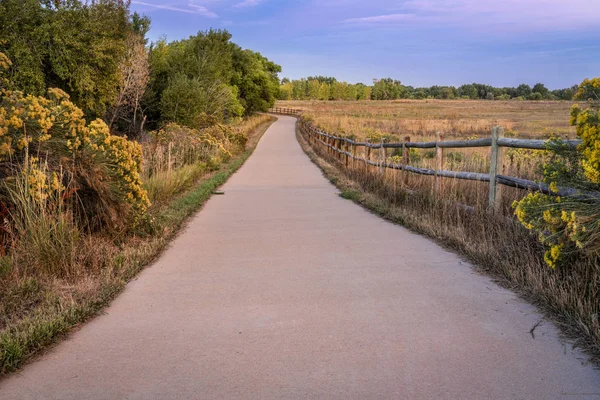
[1,115,600,400]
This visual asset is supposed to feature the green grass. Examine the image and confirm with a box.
[339,190,361,201]
[0,118,275,376]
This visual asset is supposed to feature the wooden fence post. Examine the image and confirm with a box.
[379,138,386,175]
[366,139,372,174]
[352,142,357,170]
[401,136,411,187]
[488,126,505,211]
[434,131,444,196]
[344,140,349,168]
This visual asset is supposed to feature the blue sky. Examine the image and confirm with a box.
[130,0,600,89]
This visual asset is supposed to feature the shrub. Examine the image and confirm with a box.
[0,52,149,232]
[514,84,600,267]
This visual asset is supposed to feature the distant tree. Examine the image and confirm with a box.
[372,78,404,100]
[278,82,293,100]
[440,86,458,99]
[459,84,478,99]
[356,84,371,100]
[414,90,426,99]
[307,76,337,85]
[533,83,550,99]
[318,82,330,100]
[307,80,320,99]
[516,84,533,98]
[528,92,543,100]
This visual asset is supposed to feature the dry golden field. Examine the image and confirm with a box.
[277,99,577,141]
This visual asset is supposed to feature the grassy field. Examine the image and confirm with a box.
[277,99,577,140]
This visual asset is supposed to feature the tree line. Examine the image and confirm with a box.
[279,77,579,101]
[0,0,281,137]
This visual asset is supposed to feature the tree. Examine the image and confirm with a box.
[0,0,133,117]
[307,80,320,100]
[107,33,150,136]
[459,84,478,99]
[532,83,550,99]
[516,84,533,98]
[145,29,280,124]
[231,47,281,114]
[318,82,331,100]
[160,73,242,127]
[528,92,543,100]
[372,78,404,100]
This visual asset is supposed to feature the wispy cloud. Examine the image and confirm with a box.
[341,0,600,31]
[233,0,264,8]
[344,13,418,24]
[401,0,600,30]
[131,0,218,17]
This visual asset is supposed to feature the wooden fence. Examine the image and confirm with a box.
[269,108,597,209]
[268,107,302,116]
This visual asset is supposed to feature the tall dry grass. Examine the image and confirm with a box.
[280,99,577,140]
[4,166,80,279]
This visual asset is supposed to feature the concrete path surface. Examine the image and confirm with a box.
[1,115,599,399]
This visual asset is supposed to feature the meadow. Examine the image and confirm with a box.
[277,99,577,140]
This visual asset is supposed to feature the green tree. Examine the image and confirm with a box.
[0,0,133,117]
[307,80,320,100]
[231,47,281,114]
[516,84,533,98]
[371,78,404,100]
[533,83,550,99]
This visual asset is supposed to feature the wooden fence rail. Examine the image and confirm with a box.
[268,108,598,208]
[268,107,302,116]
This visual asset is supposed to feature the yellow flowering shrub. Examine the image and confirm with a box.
[514,80,600,267]
[571,105,600,184]
[0,52,149,230]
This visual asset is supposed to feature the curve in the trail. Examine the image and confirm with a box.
[1,116,599,400]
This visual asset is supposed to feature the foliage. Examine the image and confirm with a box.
[278,78,371,101]
[514,84,600,267]
[0,0,133,117]
[145,30,280,128]
[372,78,405,100]
[575,78,600,102]
[231,46,281,114]
[280,76,578,101]
[0,57,149,232]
